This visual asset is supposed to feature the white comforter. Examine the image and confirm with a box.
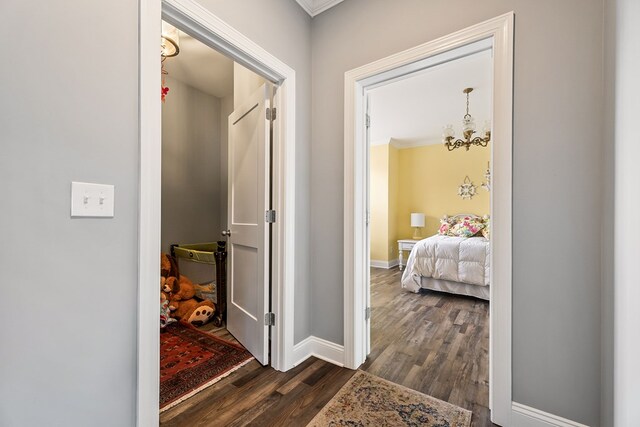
[401,234,490,293]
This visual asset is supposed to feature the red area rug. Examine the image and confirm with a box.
[160,324,253,411]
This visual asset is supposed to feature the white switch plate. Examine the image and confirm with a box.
[71,182,115,218]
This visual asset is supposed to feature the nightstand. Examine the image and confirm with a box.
[397,239,420,271]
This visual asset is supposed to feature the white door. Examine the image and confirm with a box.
[226,83,272,365]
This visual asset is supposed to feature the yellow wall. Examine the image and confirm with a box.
[370,144,389,261]
[387,144,399,260]
[396,142,490,238]
[371,141,489,262]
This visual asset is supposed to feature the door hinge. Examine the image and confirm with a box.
[265,209,276,223]
[365,114,371,128]
[365,307,371,320]
[266,107,277,121]
[265,312,276,326]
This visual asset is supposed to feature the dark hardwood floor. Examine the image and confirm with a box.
[160,267,494,426]
[362,267,493,427]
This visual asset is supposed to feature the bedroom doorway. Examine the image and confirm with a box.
[343,13,514,426]
[362,40,493,424]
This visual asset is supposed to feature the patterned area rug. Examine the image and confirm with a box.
[160,323,253,411]
[307,370,471,427]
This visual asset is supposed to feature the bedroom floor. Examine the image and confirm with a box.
[363,267,494,427]
[160,268,494,426]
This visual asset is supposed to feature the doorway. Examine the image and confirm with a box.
[343,13,514,426]
[363,40,493,423]
[138,1,297,425]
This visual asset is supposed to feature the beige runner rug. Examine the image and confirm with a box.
[307,370,471,427]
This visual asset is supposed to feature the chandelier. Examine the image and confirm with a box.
[442,87,491,151]
[161,22,180,58]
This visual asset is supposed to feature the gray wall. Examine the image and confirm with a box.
[310,0,605,425]
[0,0,139,426]
[0,0,310,425]
[220,94,233,230]
[161,76,221,254]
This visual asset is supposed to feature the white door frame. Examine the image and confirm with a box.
[138,0,297,425]
[343,13,514,426]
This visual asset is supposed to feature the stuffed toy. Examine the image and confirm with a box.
[170,298,216,326]
[164,275,196,301]
[161,276,176,294]
[160,297,176,329]
[160,280,176,329]
[160,253,178,278]
[160,253,196,300]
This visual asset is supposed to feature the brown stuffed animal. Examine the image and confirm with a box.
[160,253,178,278]
[165,275,196,301]
[160,253,196,301]
[171,298,216,326]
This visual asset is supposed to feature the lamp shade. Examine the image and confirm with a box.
[410,213,425,228]
[161,21,180,57]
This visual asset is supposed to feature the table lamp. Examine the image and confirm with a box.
[411,213,425,239]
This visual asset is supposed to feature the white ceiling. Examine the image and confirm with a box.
[162,28,234,99]
[368,49,493,147]
[295,0,344,17]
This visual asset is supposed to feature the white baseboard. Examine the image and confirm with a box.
[293,336,344,367]
[370,259,399,269]
[512,402,589,427]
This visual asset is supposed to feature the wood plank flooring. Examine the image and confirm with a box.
[160,267,494,426]
[363,267,494,427]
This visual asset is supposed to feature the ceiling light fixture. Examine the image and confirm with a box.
[442,87,490,151]
[161,22,180,58]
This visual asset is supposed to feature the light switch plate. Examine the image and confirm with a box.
[71,182,115,218]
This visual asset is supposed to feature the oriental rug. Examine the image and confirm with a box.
[160,323,253,411]
[307,370,471,427]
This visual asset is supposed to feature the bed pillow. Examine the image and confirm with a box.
[438,217,455,235]
[481,217,491,239]
[449,216,485,237]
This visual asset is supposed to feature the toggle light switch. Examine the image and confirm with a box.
[71,182,115,218]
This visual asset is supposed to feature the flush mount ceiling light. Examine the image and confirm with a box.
[161,22,180,57]
[442,87,491,151]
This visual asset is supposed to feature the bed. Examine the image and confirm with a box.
[400,214,490,300]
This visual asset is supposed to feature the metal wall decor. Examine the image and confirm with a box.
[481,162,491,192]
[458,176,477,200]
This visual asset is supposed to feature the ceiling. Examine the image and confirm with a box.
[295,0,344,17]
[368,49,492,148]
[162,28,234,99]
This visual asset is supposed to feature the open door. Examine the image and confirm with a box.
[225,83,272,365]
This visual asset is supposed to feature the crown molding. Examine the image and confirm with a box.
[295,0,344,17]
[370,138,443,149]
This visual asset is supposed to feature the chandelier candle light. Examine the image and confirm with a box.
[442,88,491,151]
[411,213,425,240]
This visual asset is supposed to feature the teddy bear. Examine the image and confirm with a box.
[170,298,216,327]
[160,253,196,301]
[161,253,178,278]
[163,275,196,302]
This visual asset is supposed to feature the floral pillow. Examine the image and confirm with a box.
[438,217,455,235]
[481,216,491,239]
[449,216,485,238]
